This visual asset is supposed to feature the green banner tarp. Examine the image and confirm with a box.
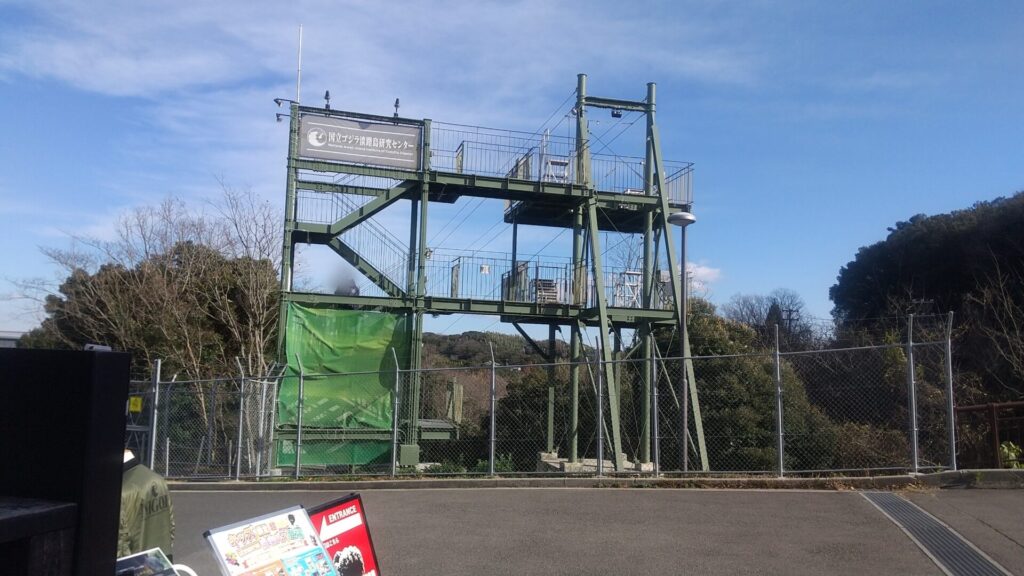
[276,304,408,466]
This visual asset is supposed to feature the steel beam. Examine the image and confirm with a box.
[294,158,420,181]
[295,105,426,127]
[327,182,415,235]
[586,198,623,471]
[282,291,676,325]
[512,323,552,361]
[295,180,392,197]
[581,95,648,112]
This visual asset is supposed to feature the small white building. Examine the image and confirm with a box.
[0,331,23,348]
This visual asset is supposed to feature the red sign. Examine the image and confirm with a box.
[308,494,380,576]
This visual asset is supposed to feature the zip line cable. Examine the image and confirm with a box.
[429,197,487,247]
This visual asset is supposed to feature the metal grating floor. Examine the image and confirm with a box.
[862,492,1012,576]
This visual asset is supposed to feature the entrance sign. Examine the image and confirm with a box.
[204,506,338,576]
[309,494,380,576]
[299,115,422,170]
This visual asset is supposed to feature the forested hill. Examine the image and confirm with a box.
[830,191,1024,401]
[422,330,569,368]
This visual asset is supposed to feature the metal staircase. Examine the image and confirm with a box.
[296,178,410,297]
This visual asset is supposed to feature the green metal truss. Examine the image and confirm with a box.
[277,76,701,471]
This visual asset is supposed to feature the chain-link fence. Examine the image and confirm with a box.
[136,374,277,479]
[136,323,960,479]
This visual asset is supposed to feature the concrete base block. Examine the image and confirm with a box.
[538,451,646,474]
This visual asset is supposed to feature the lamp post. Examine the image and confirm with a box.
[668,211,696,472]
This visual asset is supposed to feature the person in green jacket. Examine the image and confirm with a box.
[119,450,175,560]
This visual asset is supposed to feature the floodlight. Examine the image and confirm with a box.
[668,211,696,227]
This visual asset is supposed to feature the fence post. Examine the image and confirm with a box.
[295,359,305,479]
[595,338,604,478]
[256,378,268,478]
[990,403,1002,468]
[148,359,161,468]
[165,437,170,477]
[944,312,957,471]
[774,324,785,477]
[906,314,919,473]
[206,385,215,467]
[651,347,660,476]
[390,348,401,478]
[488,342,497,476]
[235,376,245,480]
[265,377,279,476]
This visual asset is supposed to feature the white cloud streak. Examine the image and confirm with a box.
[0,0,759,103]
[0,0,766,215]
[689,262,721,284]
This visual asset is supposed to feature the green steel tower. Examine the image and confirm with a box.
[276,74,698,472]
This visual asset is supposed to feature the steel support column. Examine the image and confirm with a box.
[277,103,301,358]
[641,140,655,463]
[585,198,623,470]
[570,320,582,463]
[547,324,557,454]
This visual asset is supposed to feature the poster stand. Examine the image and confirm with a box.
[204,505,338,576]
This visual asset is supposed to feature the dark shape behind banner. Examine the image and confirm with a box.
[0,348,130,576]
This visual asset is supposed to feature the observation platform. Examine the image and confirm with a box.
[285,106,690,326]
[293,115,693,234]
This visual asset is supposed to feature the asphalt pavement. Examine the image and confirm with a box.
[170,488,1023,575]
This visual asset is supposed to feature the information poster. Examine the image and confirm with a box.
[309,494,380,576]
[204,505,339,576]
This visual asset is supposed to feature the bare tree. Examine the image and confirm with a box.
[722,288,818,350]
[968,259,1024,395]
[210,184,282,376]
[20,188,281,379]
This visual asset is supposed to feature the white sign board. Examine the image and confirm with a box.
[299,115,422,170]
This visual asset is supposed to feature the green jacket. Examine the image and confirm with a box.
[118,458,175,559]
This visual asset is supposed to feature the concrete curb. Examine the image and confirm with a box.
[916,469,1024,489]
[168,470,1024,492]
[170,474,924,492]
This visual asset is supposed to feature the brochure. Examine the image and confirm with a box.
[204,505,339,576]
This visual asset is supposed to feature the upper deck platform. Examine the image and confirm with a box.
[292,107,693,232]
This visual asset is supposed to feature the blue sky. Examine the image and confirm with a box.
[1,0,1022,336]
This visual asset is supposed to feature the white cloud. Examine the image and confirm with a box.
[688,262,721,284]
[679,261,721,294]
[0,0,766,206]
[835,70,941,93]
[0,0,757,331]
[0,0,760,104]
[0,1,290,96]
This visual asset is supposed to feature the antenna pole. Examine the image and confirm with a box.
[296,25,303,103]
